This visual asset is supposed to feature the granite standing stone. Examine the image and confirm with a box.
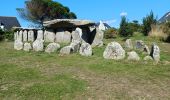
[44,30,55,42]
[23,30,28,42]
[45,43,60,53]
[23,42,32,52]
[79,43,92,56]
[28,30,34,42]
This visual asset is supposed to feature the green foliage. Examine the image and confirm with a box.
[119,16,133,37]
[16,0,77,27]
[127,20,142,33]
[104,28,118,39]
[142,11,157,36]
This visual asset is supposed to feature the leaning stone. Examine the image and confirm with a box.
[45,43,60,53]
[91,28,104,47]
[72,28,82,43]
[135,40,145,49]
[150,43,160,62]
[23,43,32,52]
[60,46,72,55]
[23,30,28,42]
[79,43,92,56]
[44,30,55,42]
[28,30,34,42]
[103,42,125,60]
[144,56,153,61]
[127,51,140,61]
[125,39,133,49]
[37,30,44,40]
[14,40,23,50]
[70,42,80,53]
[32,40,44,52]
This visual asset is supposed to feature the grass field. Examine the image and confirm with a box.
[0,36,170,100]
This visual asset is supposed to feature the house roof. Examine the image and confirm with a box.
[0,16,21,30]
[158,12,170,23]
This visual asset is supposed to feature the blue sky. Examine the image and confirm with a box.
[0,0,169,27]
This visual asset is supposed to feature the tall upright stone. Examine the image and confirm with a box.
[125,39,133,49]
[99,21,106,31]
[18,30,23,41]
[72,28,82,43]
[23,30,28,42]
[14,31,18,41]
[44,29,55,42]
[150,43,160,62]
[56,31,71,43]
[37,30,44,40]
[91,28,104,47]
[32,40,44,51]
[28,30,34,42]
[103,42,125,60]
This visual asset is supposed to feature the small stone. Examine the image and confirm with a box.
[144,56,153,61]
[79,43,92,56]
[60,46,72,55]
[103,42,125,60]
[23,43,32,52]
[127,51,140,61]
[125,39,133,49]
[150,43,160,62]
[45,43,60,53]
[136,40,145,49]
[14,40,23,50]
[32,40,44,51]
[70,42,80,53]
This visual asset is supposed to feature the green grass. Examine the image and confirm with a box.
[0,36,170,99]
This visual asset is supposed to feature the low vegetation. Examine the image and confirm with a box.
[0,36,170,99]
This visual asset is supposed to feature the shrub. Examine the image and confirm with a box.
[4,30,14,41]
[104,28,118,39]
[0,29,5,41]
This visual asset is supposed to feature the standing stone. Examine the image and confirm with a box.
[70,42,80,53]
[135,40,145,49]
[14,40,23,50]
[99,21,106,31]
[18,30,23,41]
[150,44,160,62]
[32,40,44,51]
[44,30,55,42]
[103,42,125,60]
[23,30,28,42]
[14,31,18,41]
[91,28,104,47]
[37,30,44,40]
[72,28,82,43]
[79,43,92,56]
[45,43,60,53]
[23,43,32,52]
[143,45,150,55]
[60,46,72,55]
[127,51,140,61]
[125,39,133,49]
[56,31,71,43]
[28,30,34,42]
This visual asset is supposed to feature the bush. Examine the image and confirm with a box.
[104,28,118,39]
[0,29,14,41]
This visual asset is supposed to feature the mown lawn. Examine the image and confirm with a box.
[0,37,170,100]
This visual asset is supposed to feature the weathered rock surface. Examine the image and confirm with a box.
[60,46,72,55]
[23,30,28,42]
[45,43,60,53]
[56,31,71,43]
[28,30,34,42]
[127,51,140,61]
[91,28,104,47]
[14,40,23,50]
[136,40,145,49]
[37,30,44,40]
[14,31,18,41]
[70,42,80,53]
[103,42,125,60]
[18,30,23,41]
[32,40,44,51]
[150,44,160,62]
[44,30,55,42]
[144,56,153,61]
[72,28,82,43]
[125,39,133,49]
[23,43,32,52]
[79,43,92,56]
[43,19,95,28]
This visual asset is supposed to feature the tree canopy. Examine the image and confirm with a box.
[16,0,77,27]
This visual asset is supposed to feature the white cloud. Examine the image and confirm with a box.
[120,12,128,16]
[103,19,117,25]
